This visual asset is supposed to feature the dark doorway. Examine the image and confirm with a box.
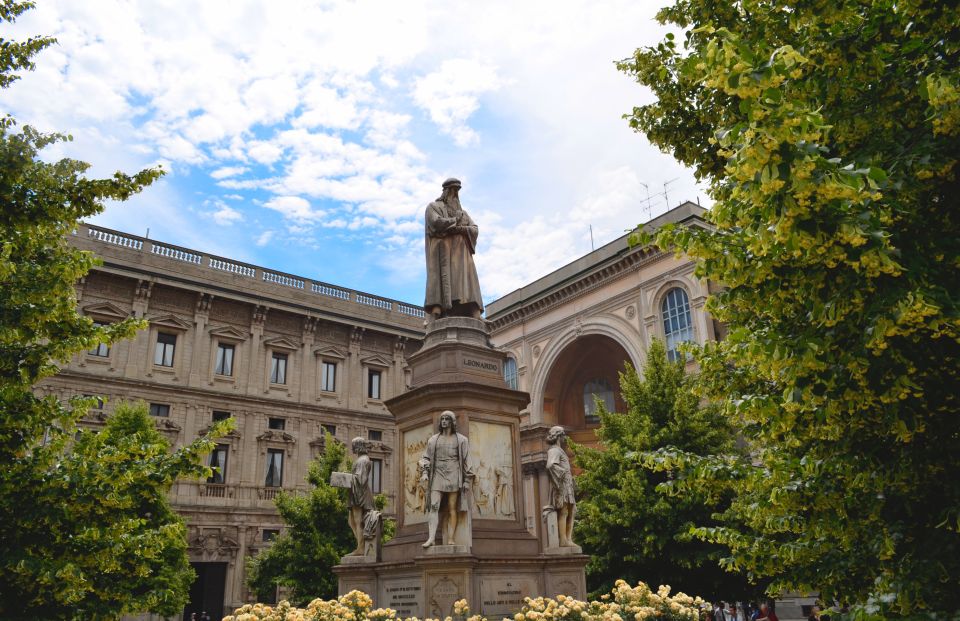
[183,562,226,620]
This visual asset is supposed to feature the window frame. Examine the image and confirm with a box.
[370,457,382,494]
[154,332,177,367]
[661,287,695,362]
[207,443,229,484]
[367,368,382,400]
[503,356,518,389]
[582,378,615,425]
[264,448,284,488]
[214,342,235,376]
[149,403,171,418]
[270,352,288,385]
[87,321,111,357]
[320,360,337,392]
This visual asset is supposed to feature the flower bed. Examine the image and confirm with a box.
[224,580,707,621]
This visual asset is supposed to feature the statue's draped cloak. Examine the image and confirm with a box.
[546,445,576,509]
[350,454,376,511]
[420,431,472,513]
[424,201,483,313]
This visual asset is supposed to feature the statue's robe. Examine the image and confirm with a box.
[424,200,483,314]
[546,445,576,509]
[349,454,376,511]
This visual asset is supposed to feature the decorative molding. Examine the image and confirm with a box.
[147,313,192,331]
[361,353,392,368]
[188,528,239,562]
[313,345,347,360]
[263,336,300,352]
[209,324,248,342]
[196,292,214,313]
[82,301,129,321]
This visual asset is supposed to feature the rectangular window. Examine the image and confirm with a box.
[367,369,381,399]
[154,332,176,367]
[262,529,280,542]
[321,361,337,392]
[149,403,170,417]
[83,394,104,410]
[212,410,231,422]
[265,449,284,487]
[88,321,110,357]
[207,444,228,484]
[322,423,336,436]
[370,458,382,494]
[270,352,288,384]
[368,429,382,442]
[268,417,285,430]
[214,342,235,376]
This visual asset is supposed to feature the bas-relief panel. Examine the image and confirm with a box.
[403,424,433,525]
[468,421,515,520]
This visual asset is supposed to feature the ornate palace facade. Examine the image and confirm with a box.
[44,201,727,619]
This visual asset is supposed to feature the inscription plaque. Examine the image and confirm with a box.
[480,576,537,616]
[381,577,423,618]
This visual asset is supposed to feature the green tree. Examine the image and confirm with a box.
[619,0,960,615]
[574,339,754,600]
[247,436,394,605]
[246,435,354,604]
[0,3,226,617]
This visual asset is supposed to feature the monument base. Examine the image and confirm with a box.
[544,545,582,555]
[335,553,588,619]
[339,554,379,565]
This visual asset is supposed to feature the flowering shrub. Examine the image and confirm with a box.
[224,580,707,621]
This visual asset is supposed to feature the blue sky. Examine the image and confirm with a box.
[2,0,707,306]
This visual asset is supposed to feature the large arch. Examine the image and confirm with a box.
[531,322,642,446]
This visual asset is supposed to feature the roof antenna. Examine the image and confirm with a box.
[589,225,595,251]
[639,181,652,222]
[145,228,150,239]
[663,178,679,210]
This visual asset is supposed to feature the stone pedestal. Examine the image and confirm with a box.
[335,317,587,617]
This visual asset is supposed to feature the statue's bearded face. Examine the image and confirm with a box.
[443,187,462,212]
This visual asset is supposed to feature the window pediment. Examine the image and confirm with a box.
[209,325,248,342]
[314,345,346,360]
[82,301,128,321]
[361,353,392,368]
[264,336,300,352]
[148,313,192,331]
[257,430,295,444]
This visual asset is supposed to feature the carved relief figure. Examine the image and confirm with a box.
[347,437,380,556]
[494,465,514,516]
[419,411,473,547]
[424,178,483,320]
[545,426,577,547]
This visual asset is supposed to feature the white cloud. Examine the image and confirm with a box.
[2,0,709,303]
[264,195,324,222]
[413,58,504,146]
[210,203,244,225]
[210,165,249,180]
[255,230,275,246]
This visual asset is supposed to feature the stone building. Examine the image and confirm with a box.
[42,201,738,618]
[484,201,717,538]
[41,222,426,616]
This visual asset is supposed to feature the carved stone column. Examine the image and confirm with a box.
[245,305,268,395]
[189,292,214,386]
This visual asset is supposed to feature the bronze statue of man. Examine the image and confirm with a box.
[545,425,577,547]
[424,178,483,320]
[419,410,472,547]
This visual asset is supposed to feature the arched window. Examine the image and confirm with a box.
[662,287,694,362]
[583,378,615,424]
[503,357,518,390]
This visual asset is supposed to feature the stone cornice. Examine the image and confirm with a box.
[487,246,668,332]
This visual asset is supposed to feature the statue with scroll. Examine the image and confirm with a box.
[419,411,473,548]
[346,437,381,557]
[545,426,577,548]
[424,178,483,320]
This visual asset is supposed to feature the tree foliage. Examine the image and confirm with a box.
[246,436,354,605]
[247,437,395,605]
[0,3,225,618]
[620,0,960,616]
[574,340,755,601]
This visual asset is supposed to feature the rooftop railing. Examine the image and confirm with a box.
[77,222,426,320]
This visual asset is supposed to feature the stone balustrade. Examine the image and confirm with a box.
[75,222,426,323]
